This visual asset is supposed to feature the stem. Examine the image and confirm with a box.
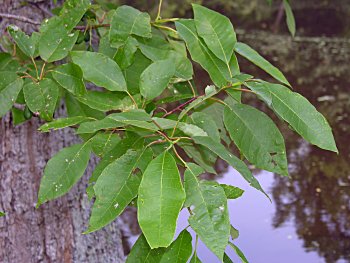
[155,18,179,23]
[152,24,177,34]
[39,62,46,80]
[231,88,255,93]
[0,13,41,25]
[31,57,39,79]
[126,91,138,109]
[156,0,163,21]
[162,96,198,118]
[187,80,196,97]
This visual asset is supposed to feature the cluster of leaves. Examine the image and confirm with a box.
[0,0,336,261]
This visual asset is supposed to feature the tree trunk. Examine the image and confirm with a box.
[0,1,126,262]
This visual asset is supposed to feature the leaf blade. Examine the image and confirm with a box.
[138,151,185,248]
[246,81,338,152]
[234,42,290,87]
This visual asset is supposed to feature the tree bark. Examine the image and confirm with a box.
[0,1,126,262]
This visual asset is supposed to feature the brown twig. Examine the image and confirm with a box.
[162,96,198,118]
[0,13,41,25]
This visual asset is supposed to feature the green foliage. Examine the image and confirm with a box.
[0,0,336,261]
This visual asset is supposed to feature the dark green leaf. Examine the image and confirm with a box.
[221,184,244,199]
[90,132,121,158]
[114,37,138,69]
[140,59,175,100]
[184,163,230,260]
[37,142,91,205]
[0,72,23,117]
[223,253,234,263]
[189,254,202,263]
[234,42,290,87]
[89,134,144,184]
[109,5,151,47]
[190,112,220,142]
[192,136,269,198]
[39,116,91,132]
[8,25,35,57]
[230,225,239,240]
[65,93,105,120]
[229,242,249,263]
[126,234,165,263]
[283,0,296,37]
[138,151,185,248]
[175,20,233,87]
[224,104,288,176]
[52,63,86,96]
[0,211,5,217]
[159,230,193,263]
[11,107,26,125]
[71,51,127,92]
[193,4,236,64]
[123,51,152,94]
[86,149,152,233]
[39,19,79,62]
[246,81,338,152]
[23,78,59,121]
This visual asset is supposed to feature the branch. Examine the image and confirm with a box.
[0,13,41,25]
[162,96,198,118]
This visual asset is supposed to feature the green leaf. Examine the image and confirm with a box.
[230,225,239,240]
[184,163,230,260]
[76,91,125,111]
[201,102,231,145]
[181,144,216,174]
[109,5,151,47]
[86,149,152,233]
[77,110,156,134]
[0,53,21,71]
[190,254,202,263]
[65,93,105,120]
[11,107,26,125]
[0,72,23,117]
[283,0,296,37]
[152,117,207,137]
[229,243,249,263]
[140,59,175,100]
[89,134,144,184]
[190,112,220,142]
[0,211,4,217]
[138,151,185,248]
[221,184,244,199]
[246,81,338,153]
[23,78,59,121]
[114,37,138,69]
[52,63,86,96]
[159,230,193,263]
[8,25,35,57]
[124,50,152,94]
[126,234,165,263]
[175,20,233,87]
[193,4,236,65]
[137,36,193,81]
[179,85,219,120]
[37,142,91,205]
[90,132,121,158]
[38,116,91,132]
[223,254,234,263]
[234,42,290,87]
[192,136,269,198]
[224,104,288,176]
[71,51,127,92]
[39,21,79,62]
